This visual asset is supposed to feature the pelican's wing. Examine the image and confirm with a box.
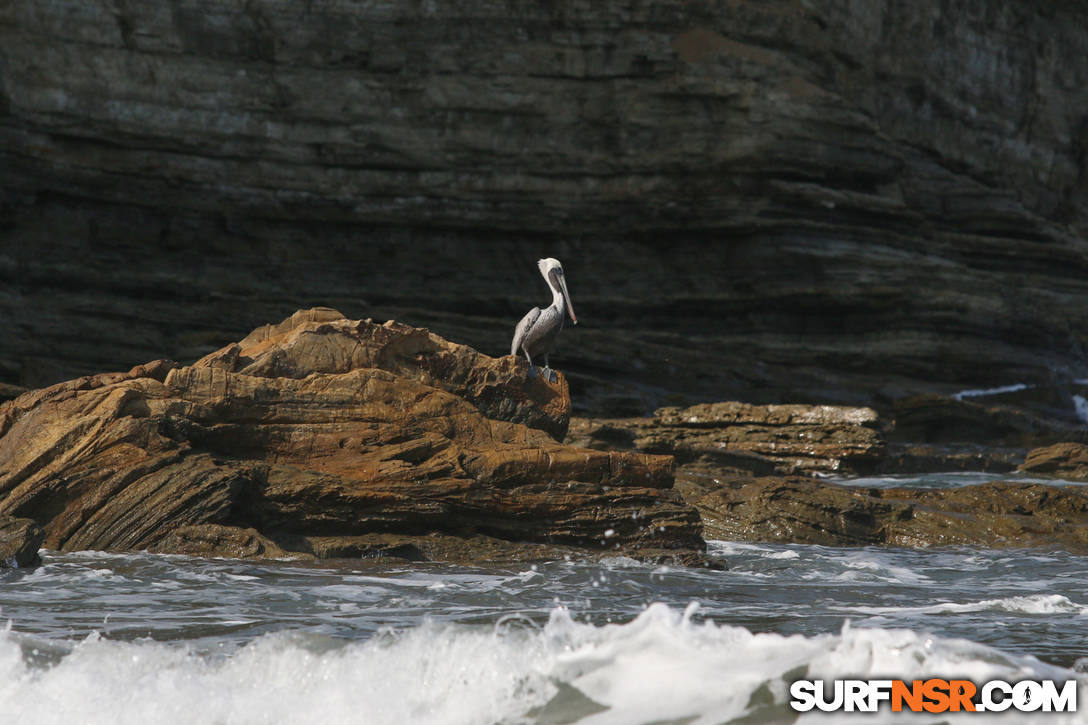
[511,307,542,356]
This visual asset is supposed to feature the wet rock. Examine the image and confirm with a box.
[0,516,44,568]
[689,476,1088,552]
[1018,443,1088,482]
[296,533,706,567]
[879,443,1023,475]
[568,402,884,476]
[150,525,294,560]
[0,310,703,563]
[680,475,907,546]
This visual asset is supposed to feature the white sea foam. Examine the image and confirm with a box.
[951,383,1029,400]
[841,594,1088,619]
[1074,394,1088,424]
[831,552,931,585]
[0,604,1081,725]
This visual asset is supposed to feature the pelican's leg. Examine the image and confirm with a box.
[541,354,557,383]
[522,348,539,378]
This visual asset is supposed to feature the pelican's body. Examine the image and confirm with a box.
[511,258,577,382]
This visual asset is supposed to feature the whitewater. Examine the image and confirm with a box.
[3,476,1088,723]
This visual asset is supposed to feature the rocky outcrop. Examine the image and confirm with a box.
[0,515,43,567]
[686,476,1088,551]
[0,309,703,563]
[562,398,1088,552]
[2,1,1088,416]
[1018,442,1088,482]
[568,402,884,476]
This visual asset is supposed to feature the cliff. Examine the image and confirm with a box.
[2,0,1088,416]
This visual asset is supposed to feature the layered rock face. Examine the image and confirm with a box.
[568,402,884,476]
[567,403,1088,552]
[691,477,1088,552]
[2,1,1088,414]
[0,310,702,562]
[1018,442,1088,482]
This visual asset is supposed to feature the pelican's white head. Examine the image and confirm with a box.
[537,257,562,274]
[537,258,577,325]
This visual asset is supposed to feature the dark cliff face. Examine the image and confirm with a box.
[2,0,1087,414]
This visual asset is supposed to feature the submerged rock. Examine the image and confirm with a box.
[0,515,44,568]
[0,310,702,563]
[568,402,885,476]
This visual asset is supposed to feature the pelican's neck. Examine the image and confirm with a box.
[551,284,565,311]
[546,272,565,313]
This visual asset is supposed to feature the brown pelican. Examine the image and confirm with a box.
[511,257,577,382]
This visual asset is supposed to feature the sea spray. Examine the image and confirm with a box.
[0,603,1083,725]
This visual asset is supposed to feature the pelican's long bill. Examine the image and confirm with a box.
[556,270,577,325]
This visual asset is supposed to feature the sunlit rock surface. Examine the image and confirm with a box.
[568,402,885,476]
[1018,442,1088,482]
[0,310,703,563]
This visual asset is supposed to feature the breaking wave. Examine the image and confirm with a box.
[0,603,1081,725]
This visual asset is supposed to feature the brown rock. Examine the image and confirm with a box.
[878,442,1023,475]
[198,308,572,441]
[568,402,884,476]
[0,516,44,568]
[150,525,295,559]
[0,310,702,562]
[1018,443,1088,482]
[681,476,908,546]
[689,475,1088,552]
[297,532,706,567]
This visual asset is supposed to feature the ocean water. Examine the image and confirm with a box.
[828,471,1088,489]
[2,475,1088,724]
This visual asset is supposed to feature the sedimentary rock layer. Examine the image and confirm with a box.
[685,476,1088,552]
[1018,442,1088,482]
[2,1,1087,413]
[568,401,885,475]
[0,310,703,562]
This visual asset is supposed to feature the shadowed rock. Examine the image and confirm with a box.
[0,310,702,563]
[892,395,1088,448]
[0,516,44,567]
